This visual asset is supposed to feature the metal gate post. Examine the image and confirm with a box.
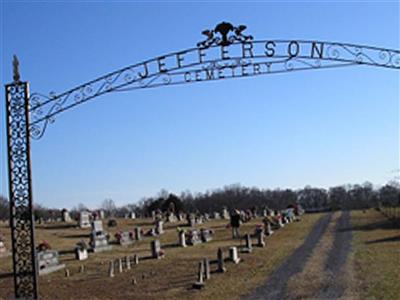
[5,56,38,299]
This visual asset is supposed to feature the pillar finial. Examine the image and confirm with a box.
[13,55,20,82]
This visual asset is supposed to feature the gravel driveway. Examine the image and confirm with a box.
[243,211,353,300]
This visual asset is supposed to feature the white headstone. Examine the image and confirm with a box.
[62,210,72,222]
[266,222,274,236]
[155,220,164,235]
[192,261,205,289]
[229,246,240,264]
[0,240,10,257]
[79,211,91,228]
[222,208,229,219]
[178,231,186,247]
[75,248,88,261]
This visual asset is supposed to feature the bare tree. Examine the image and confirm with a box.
[101,198,116,217]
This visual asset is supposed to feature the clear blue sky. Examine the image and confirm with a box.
[1,1,399,209]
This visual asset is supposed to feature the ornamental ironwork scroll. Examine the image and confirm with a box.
[28,24,400,139]
[5,60,38,299]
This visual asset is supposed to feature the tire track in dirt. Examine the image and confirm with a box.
[316,210,353,299]
[243,213,333,300]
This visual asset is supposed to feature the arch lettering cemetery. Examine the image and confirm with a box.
[3,22,400,299]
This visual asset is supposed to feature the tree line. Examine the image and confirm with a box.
[0,181,399,220]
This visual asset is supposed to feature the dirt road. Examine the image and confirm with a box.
[244,211,354,300]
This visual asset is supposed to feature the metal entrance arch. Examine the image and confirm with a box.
[4,22,400,299]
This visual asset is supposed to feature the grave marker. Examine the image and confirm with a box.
[178,230,187,247]
[79,211,91,228]
[213,212,221,219]
[203,257,210,280]
[75,240,89,261]
[151,240,163,259]
[90,220,112,252]
[278,217,284,228]
[61,209,72,222]
[38,250,66,275]
[242,234,253,253]
[217,248,226,273]
[265,222,274,236]
[126,256,131,270]
[186,229,201,246]
[167,213,177,223]
[256,228,265,247]
[155,220,164,235]
[108,260,115,277]
[229,246,241,264]
[188,214,196,227]
[192,261,205,289]
[134,227,142,241]
[116,231,134,246]
[118,258,123,273]
[222,208,230,219]
[133,254,139,265]
[200,228,213,243]
[0,235,10,257]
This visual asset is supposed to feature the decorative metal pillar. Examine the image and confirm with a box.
[5,55,38,299]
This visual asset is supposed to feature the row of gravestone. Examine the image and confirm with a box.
[36,211,297,278]
[151,209,231,223]
[40,215,188,276]
[192,213,300,289]
[40,238,161,278]
[36,204,303,226]
[193,246,242,289]
[178,228,213,247]
[63,210,137,224]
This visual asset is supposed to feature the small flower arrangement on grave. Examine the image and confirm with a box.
[255,224,263,234]
[158,249,165,258]
[187,230,194,238]
[114,231,123,241]
[176,227,186,234]
[129,231,134,239]
[76,240,88,250]
[225,223,231,229]
[92,211,99,220]
[145,228,155,236]
[37,240,51,251]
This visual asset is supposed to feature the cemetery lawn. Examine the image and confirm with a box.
[351,209,400,300]
[0,213,323,300]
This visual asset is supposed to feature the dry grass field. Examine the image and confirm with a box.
[0,214,322,300]
[1,209,397,300]
[351,209,400,300]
